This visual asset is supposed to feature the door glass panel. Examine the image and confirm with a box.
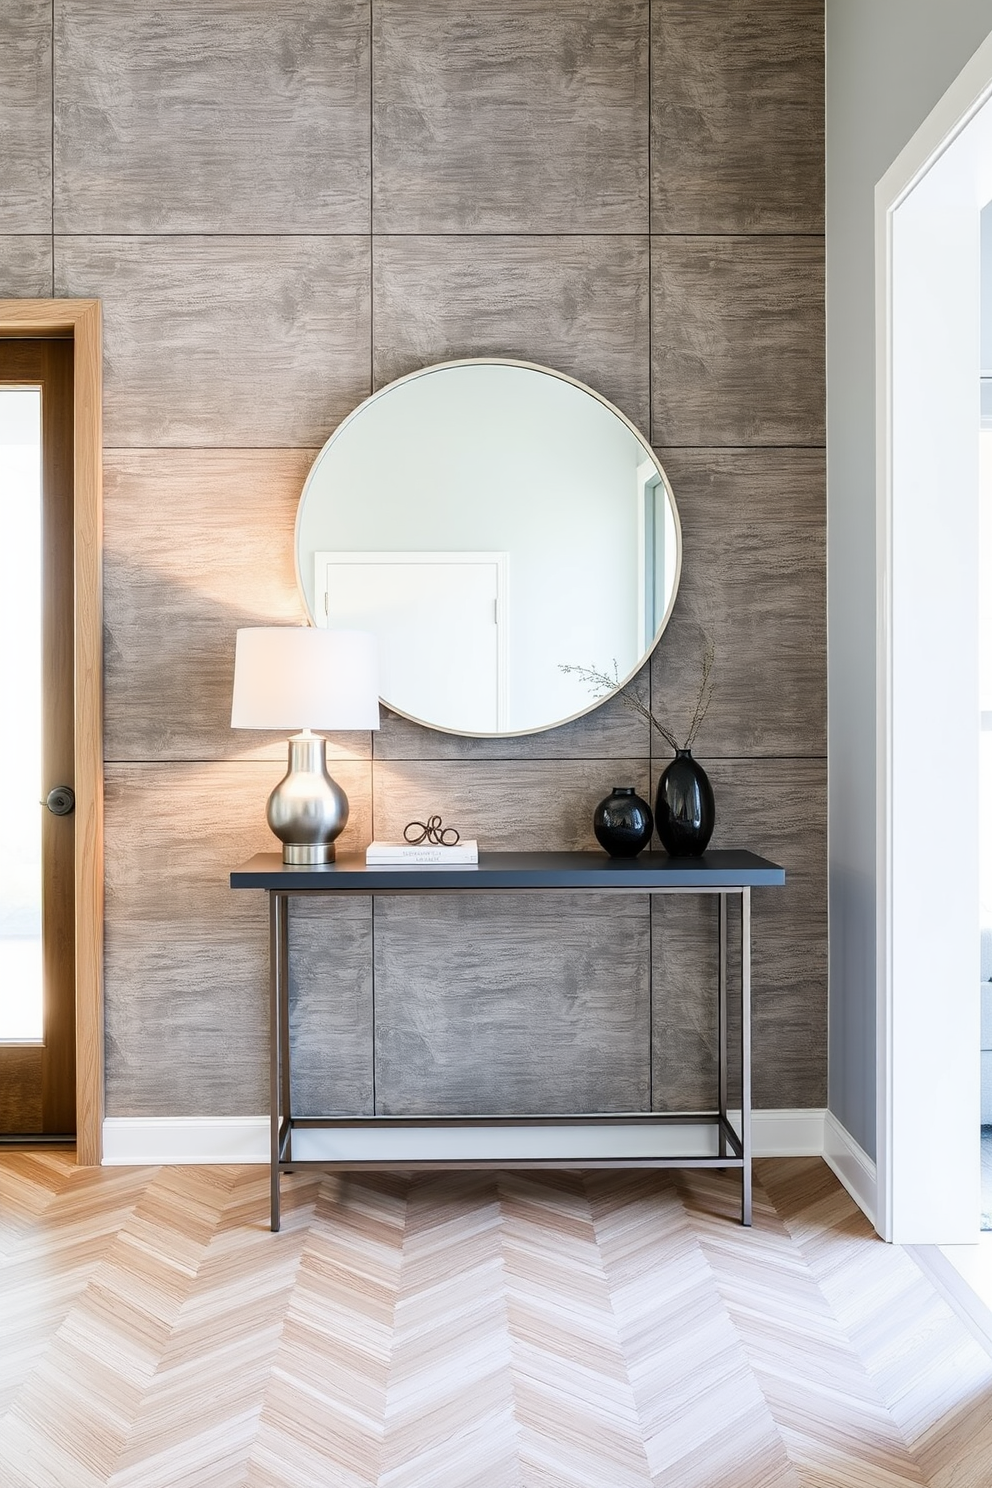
[0,388,42,1041]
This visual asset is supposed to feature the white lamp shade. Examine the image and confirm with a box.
[231,628,380,730]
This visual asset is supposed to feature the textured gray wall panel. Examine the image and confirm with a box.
[0,0,826,1120]
[0,237,53,297]
[288,897,374,1117]
[651,757,827,1112]
[104,763,372,1116]
[374,668,652,762]
[55,0,370,233]
[373,235,651,435]
[651,237,825,447]
[54,235,371,447]
[374,894,651,1115]
[650,449,826,758]
[651,0,824,234]
[372,759,652,852]
[650,893,720,1112]
[0,0,51,232]
[101,449,372,763]
[373,0,648,234]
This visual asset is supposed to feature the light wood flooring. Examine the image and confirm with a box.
[0,1154,990,1487]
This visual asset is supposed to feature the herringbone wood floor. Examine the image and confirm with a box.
[0,1154,990,1487]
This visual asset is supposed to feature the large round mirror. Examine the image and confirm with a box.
[295,360,681,737]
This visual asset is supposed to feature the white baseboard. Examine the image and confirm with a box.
[823,1109,878,1227]
[102,1117,270,1165]
[101,1108,827,1168]
[748,1107,826,1157]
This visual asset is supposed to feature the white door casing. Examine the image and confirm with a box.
[875,31,992,1243]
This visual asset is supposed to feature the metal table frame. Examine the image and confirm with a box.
[231,852,784,1232]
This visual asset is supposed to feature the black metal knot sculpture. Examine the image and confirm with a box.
[404,814,461,847]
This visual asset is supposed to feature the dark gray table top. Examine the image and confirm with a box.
[230,850,785,891]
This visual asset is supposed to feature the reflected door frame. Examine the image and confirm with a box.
[0,301,103,1165]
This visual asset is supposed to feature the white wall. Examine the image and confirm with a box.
[826,0,992,1160]
[981,430,992,1125]
[982,204,992,383]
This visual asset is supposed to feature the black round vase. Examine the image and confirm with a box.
[655,750,715,857]
[593,785,654,858]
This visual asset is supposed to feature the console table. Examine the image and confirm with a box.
[230,850,785,1231]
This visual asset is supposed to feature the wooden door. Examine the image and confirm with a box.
[0,339,75,1137]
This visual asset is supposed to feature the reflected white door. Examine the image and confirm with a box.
[316,551,508,733]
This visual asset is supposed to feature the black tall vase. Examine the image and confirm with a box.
[655,749,715,857]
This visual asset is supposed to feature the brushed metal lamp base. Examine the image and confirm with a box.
[266,730,348,866]
[282,842,336,866]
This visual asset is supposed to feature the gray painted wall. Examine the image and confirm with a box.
[2,0,825,1121]
[826,0,992,1157]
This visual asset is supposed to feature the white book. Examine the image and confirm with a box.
[366,839,479,865]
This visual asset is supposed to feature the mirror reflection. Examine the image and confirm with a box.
[295,360,681,736]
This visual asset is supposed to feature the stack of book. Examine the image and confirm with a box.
[365,839,479,866]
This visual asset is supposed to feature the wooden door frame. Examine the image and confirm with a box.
[0,300,103,1164]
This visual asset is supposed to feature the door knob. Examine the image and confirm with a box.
[46,786,75,816]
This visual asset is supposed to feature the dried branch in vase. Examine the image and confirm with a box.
[560,637,715,753]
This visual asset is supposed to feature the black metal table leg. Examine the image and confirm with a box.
[741,887,752,1227]
[269,891,288,1232]
[718,892,728,1159]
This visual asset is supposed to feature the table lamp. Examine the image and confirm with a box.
[231,627,379,864]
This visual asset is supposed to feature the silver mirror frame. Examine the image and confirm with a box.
[294,357,683,738]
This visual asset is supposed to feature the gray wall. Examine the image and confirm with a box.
[826,0,992,1157]
[2,0,826,1120]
